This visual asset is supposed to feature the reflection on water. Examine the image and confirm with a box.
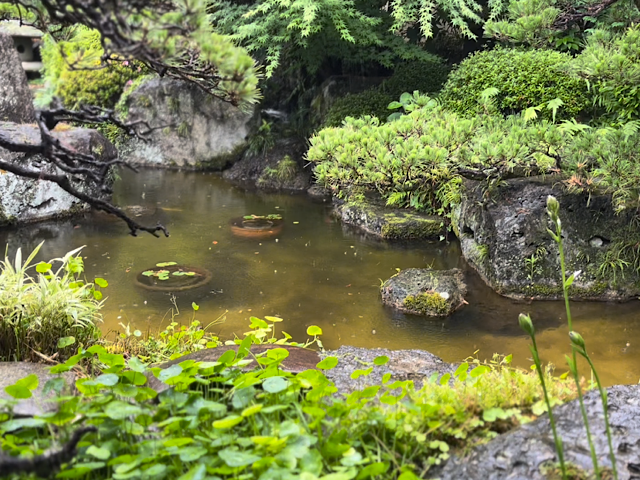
[1,169,639,386]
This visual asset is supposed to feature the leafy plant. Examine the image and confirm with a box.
[0,316,579,480]
[259,156,299,184]
[141,263,200,281]
[109,299,223,363]
[0,242,103,362]
[248,120,276,156]
[387,91,438,121]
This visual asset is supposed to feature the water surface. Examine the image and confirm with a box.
[2,170,639,386]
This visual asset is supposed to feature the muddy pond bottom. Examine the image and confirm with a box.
[2,170,640,387]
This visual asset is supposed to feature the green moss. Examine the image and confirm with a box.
[115,74,156,120]
[403,291,449,316]
[380,215,443,240]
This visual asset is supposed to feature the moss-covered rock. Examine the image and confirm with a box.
[223,137,311,192]
[335,200,445,241]
[456,176,640,300]
[380,268,467,317]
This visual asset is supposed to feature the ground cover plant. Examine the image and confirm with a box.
[0,317,580,480]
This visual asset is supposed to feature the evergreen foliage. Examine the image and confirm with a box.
[322,90,394,127]
[439,48,591,120]
[309,100,640,219]
[570,26,640,122]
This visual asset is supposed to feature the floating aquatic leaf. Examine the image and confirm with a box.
[156,262,177,267]
[142,271,155,276]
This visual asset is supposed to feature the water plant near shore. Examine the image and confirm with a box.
[519,196,619,479]
[0,243,104,362]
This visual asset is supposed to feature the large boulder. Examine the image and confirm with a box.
[334,199,445,241]
[380,268,467,316]
[0,33,36,123]
[0,123,116,224]
[323,346,454,395]
[0,362,75,416]
[118,77,257,170]
[454,176,640,300]
[436,384,640,480]
[223,137,311,191]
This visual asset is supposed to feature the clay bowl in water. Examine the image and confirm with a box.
[134,265,212,293]
[230,217,283,239]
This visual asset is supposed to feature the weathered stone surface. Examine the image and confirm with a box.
[323,346,454,395]
[147,345,321,393]
[0,362,75,416]
[380,268,467,316]
[307,184,332,200]
[436,384,640,480]
[0,123,116,224]
[223,137,311,191]
[455,177,640,300]
[0,33,35,123]
[118,78,257,170]
[335,201,445,241]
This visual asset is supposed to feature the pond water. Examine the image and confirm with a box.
[1,169,639,386]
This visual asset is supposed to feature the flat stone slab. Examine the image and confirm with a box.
[335,201,444,240]
[436,384,640,480]
[323,346,454,395]
[380,268,467,316]
[147,345,321,392]
[0,362,75,416]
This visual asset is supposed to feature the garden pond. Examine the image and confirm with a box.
[1,169,639,386]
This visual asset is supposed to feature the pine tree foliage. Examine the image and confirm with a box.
[570,26,640,122]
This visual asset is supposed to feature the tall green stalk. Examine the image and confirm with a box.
[518,313,567,479]
[570,331,619,480]
[546,196,608,479]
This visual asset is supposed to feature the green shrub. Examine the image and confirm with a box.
[37,25,144,109]
[440,48,591,120]
[382,59,451,98]
[0,318,579,480]
[322,90,394,127]
[0,243,103,362]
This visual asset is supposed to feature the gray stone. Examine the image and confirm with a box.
[436,384,640,480]
[307,184,332,200]
[454,176,640,300]
[380,268,467,316]
[0,33,36,123]
[0,362,75,416]
[223,137,311,191]
[323,346,454,395]
[0,123,116,224]
[335,200,445,241]
[118,77,257,170]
